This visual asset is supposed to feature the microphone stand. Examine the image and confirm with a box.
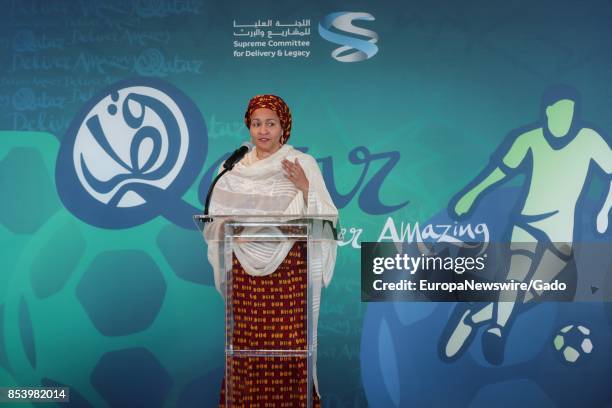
[203,144,251,222]
[202,167,229,222]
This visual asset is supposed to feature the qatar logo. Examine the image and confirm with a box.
[318,12,379,62]
[56,77,207,229]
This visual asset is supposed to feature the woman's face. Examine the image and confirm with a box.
[249,108,283,158]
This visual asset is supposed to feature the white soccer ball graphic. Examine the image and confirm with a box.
[553,324,593,363]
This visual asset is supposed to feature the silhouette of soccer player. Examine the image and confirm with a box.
[442,85,612,365]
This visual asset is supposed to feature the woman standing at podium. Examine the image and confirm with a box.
[205,94,338,407]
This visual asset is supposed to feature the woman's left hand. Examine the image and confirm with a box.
[282,158,309,197]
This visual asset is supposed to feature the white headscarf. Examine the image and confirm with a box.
[205,144,338,292]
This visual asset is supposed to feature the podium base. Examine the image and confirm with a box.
[219,356,320,407]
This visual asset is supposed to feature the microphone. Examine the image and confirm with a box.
[223,142,253,170]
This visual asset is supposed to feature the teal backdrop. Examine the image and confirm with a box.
[0,0,611,407]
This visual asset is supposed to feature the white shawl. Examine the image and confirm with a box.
[203,144,338,395]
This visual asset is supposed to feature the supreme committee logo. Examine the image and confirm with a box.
[318,12,379,62]
[56,77,207,228]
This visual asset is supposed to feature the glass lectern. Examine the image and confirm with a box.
[194,214,337,408]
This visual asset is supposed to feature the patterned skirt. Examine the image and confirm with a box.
[219,242,321,407]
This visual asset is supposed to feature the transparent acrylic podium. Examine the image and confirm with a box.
[194,214,338,408]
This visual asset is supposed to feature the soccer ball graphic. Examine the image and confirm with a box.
[553,324,593,363]
[0,132,224,407]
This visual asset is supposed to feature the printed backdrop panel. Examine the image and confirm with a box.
[0,0,611,407]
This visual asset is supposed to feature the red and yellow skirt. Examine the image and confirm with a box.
[219,242,320,407]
